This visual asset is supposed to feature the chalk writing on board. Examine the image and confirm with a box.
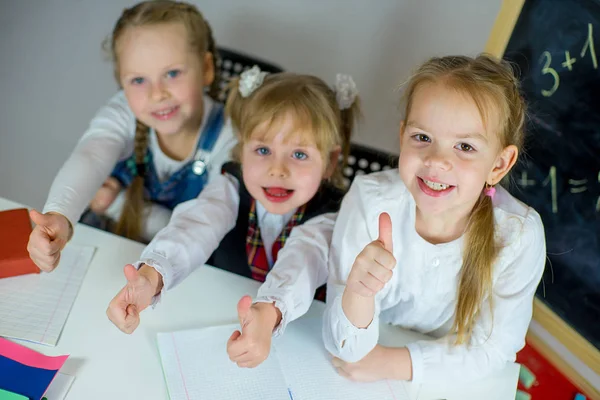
[539,23,598,97]
[541,166,558,213]
[539,51,560,97]
[516,166,600,214]
[580,23,598,69]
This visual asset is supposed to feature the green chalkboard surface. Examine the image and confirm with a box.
[502,0,600,350]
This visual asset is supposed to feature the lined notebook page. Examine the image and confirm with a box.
[0,244,94,346]
[158,318,409,400]
[157,325,291,400]
[276,318,409,400]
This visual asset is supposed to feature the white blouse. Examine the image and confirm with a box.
[42,91,236,239]
[137,173,298,303]
[254,212,336,336]
[322,169,546,384]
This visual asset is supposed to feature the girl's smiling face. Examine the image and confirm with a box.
[117,23,214,137]
[399,81,515,223]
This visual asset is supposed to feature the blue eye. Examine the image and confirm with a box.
[131,77,145,85]
[256,147,270,156]
[166,69,181,79]
[413,134,431,143]
[293,151,308,160]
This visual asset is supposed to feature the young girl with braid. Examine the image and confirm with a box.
[105,67,361,338]
[27,1,236,272]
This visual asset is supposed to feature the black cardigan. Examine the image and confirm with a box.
[208,161,345,279]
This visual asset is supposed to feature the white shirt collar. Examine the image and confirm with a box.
[255,201,298,267]
[256,201,297,227]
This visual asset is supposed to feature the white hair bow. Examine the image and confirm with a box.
[238,65,268,98]
[335,74,358,110]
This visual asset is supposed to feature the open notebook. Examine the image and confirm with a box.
[0,244,95,346]
[157,317,409,400]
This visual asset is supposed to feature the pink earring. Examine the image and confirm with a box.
[484,182,496,198]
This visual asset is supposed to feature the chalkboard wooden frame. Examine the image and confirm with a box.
[485,0,600,389]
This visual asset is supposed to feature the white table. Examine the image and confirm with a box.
[0,197,519,399]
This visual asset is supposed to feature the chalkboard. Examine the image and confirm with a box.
[498,0,600,352]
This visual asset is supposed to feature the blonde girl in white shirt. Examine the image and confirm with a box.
[324,54,546,384]
[27,1,236,271]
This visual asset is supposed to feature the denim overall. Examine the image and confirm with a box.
[81,104,225,234]
[111,104,225,209]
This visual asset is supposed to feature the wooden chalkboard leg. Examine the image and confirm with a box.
[485,0,525,57]
[526,329,600,400]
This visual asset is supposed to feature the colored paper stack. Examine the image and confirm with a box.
[0,338,68,400]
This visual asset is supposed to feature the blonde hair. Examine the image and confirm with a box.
[225,72,361,188]
[105,0,220,241]
[401,54,526,344]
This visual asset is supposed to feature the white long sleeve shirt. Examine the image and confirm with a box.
[255,212,336,336]
[322,169,546,384]
[138,174,302,302]
[42,91,236,239]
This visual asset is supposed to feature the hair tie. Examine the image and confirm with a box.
[335,74,358,110]
[238,65,268,98]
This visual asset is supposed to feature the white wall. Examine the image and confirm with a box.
[0,0,501,209]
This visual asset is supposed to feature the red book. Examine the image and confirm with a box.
[0,208,40,279]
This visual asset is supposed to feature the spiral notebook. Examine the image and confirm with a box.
[157,317,409,400]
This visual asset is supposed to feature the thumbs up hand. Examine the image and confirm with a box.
[346,212,396,298]
[27,210,72,272]
[106,264,163,334]
[226,296,282,368]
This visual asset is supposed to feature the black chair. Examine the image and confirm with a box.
[342,143,399,188]
[216,47,285,102]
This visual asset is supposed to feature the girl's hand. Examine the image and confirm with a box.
[226,296,282,368]
[332,345,412,382]
[27,210,72,272]
[90,177,121,214]
[346,212,395,297]
[106,264,162,334]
